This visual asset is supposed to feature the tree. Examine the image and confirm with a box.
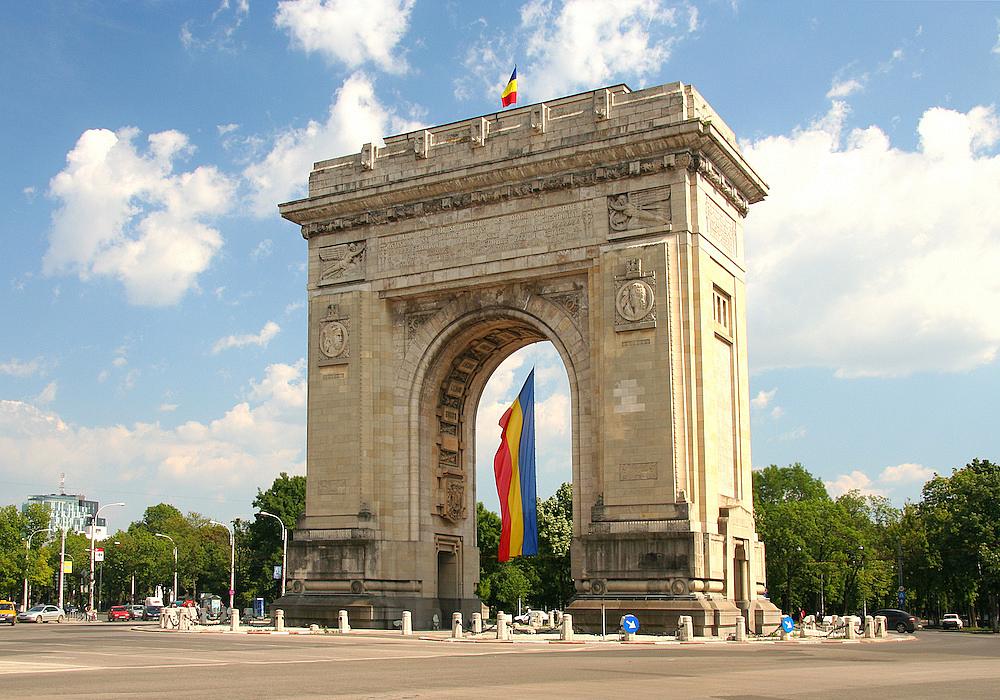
[237,473,306,605]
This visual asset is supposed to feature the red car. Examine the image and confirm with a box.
[107,605,131,622]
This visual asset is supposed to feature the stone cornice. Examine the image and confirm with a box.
[290,139,753,239]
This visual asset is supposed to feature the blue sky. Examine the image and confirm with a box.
[2,1,998,526]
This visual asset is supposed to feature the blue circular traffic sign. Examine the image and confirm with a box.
[622,614,640,633]
[780,616,794,633]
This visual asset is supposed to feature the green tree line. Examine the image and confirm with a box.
[0,473,304,612]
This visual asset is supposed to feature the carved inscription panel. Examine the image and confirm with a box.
[377,200,594,277]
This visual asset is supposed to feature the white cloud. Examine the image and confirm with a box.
[251,239,274,260]
[181,0,249,52]
[34,381,57,406]
[284,300,304,315]
[769,406,784,419]
[159,403,179,412]
[519,0,693,100]
[0,360,306,523]
[826,77,865,99]
[43,127,236,306]
[993,20,1000,55]
[217,123,240,136]
[212,320,281,354]
[243,73,422,216]
[826,462,936,500]
[112,356,127,368]
[751,388,776,410]
[97,369,110,383]
[879,462,935,484]
[825,469,883,497]
[274,0,415,73]
[743,101,1000,376]
[0,357,42,377]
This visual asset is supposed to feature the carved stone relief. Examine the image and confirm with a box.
[614,258,656,331]
[318,241,366,286]
[319,304,350,362]
[608,186,671,234]
[705,199,737,258]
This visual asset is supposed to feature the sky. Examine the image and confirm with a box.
[1,1,999,528]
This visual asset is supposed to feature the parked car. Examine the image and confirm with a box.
[128,604,145,620]
[941,613,964,630]
[873,608,919,633]
[107,605,131,622]
[0,600,17,626]
[142,605,162,621]
[17,604,65,624]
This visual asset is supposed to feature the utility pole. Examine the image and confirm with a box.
[257,511,287,597]
[155,533,178,604]
[58,527,67,610]
[210,520,235,610]
[23,527,52,612]
[89,502,124,613]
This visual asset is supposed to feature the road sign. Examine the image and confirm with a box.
[228,588,235,597]
[622,614,640,634]
[273,565,282,580]
[63,561,73,574]
[780,616,794,633]
[94,548,104,562]
[898,589,906,606]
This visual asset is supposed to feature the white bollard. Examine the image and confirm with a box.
[230,608,240,632]
[875,615,887,638]
[275,608,285,632]
[497,611,509,641]
[734,616,747,642]
[338,609,350,634]
[845,616,858,640]
[401,611,412,636]
[452,612,463,639]
[677,615,693,641]
[472,612,482,634]
[620,615,634,642]
[560,613,574,641]
[864,615,875,639]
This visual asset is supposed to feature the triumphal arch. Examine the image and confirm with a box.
[277,81,781,634]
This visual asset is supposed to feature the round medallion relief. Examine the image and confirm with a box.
[615,280,655,322]
[319,321,348,358]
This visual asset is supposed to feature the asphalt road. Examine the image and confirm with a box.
[0,623,997,699]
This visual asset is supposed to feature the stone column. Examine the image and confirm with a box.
[875,615,887,638]
[561,614,574,641]
[230,608,240,632]
[864,615,875,639]
[401,611,412,636]
[338,609,350,633]
[275,609,285,632]
[845,616,857,640]
[472,612,482,634]
[452,612,463,639]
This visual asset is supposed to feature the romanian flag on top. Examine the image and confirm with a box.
[493,369,538,562]
[501,67,517,107]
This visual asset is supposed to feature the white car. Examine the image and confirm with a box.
[17,604,65,623]
[941,613,963,630]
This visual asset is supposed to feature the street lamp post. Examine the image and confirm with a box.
[209,520,235,610]
[89,502,124,613]
[58,527,67,610]
[155,533,178,604]
[23,527,52,612]
[257,511,287,597]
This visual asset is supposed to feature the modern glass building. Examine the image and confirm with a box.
[23,494,107,538]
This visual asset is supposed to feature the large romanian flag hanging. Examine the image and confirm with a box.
[493,369,538,562]
[501,67,517,107]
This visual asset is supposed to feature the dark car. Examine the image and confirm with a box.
[873,608,919,633]
[142,605,162,621]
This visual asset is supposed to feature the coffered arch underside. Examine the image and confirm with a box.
[393,280,593,543]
